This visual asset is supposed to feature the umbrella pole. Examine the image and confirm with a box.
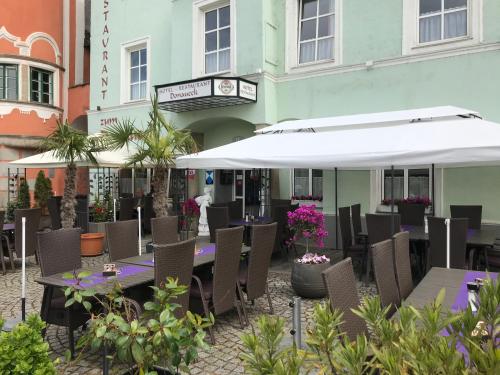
[138,206,142,256]
[21,217,26,321]
[390,166,395,235]
[431,164,435,216]
[335,167,338,250]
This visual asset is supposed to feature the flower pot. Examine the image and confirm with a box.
[291,262,330,298]
[180,230,196,241]
[89,221,109,252]
[120,365,176,375]
[80,233,104,257]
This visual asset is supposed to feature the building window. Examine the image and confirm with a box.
[130,47,147,101]
[419,0,467,43]
[298,0,335,64]
[383,168,430,201]
[31,68,53,105]
[293,169,323,198]
[204,5,230,74]
[0,64,18,100]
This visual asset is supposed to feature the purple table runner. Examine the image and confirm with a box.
[451,271,498,312]
[140,243,217,266]
[64,265,148,287]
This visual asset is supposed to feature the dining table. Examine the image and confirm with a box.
[2,223,15,231]
[228,216,273,245]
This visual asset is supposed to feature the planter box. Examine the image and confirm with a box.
[291,262,330,298]
[80,233,104,257]
[89,222,110,252]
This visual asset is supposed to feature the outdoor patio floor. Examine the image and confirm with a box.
[0,241,377,374]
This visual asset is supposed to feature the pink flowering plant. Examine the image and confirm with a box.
[182,198,200,232]
[287,204,328,251]
[296,252,330,264]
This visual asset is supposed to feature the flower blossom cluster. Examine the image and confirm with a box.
[382,196,432,207]
[287,204,328,248]
[296,252,330,264]
[182,198,200,218]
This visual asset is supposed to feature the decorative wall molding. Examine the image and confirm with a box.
[0,102,62,122]
[0,26,21,44]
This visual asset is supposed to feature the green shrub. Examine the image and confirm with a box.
[241,274,500,374]
[17,179,30,209]
[0,314,56,375]
[34,170,53,210]
[6,200,21,222]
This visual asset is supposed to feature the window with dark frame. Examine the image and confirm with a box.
[419,0,468,43]
[383,168,430,201]
[30,67,53,105]
[0,64,18,100]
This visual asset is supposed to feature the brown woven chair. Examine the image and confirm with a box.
[36,228,89,356]
[450,205,482,230]
[154,238,196,318]
[142,195,155,233]
[119,197,135,221]
[428,217,470,269]
[398,203,425,226]
[322,258,368,342]
[47,196,62,230]
[351,203,363,244]
[105,220,138,261]
[191,226,246,344]
[339,206,366,276]
[228,200,243,220]
[151,216,178,244]
[206,206,229,243]
[371,239,401,317]
[1,208,41,270]
[239,223,277,313]
[271,205,292,256]
[393,231,413,300]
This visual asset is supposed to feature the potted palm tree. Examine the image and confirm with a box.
[40,121,104,229]
[102,96,198,218]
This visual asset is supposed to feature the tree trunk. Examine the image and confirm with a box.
[61,163,77,229]
[152,167,168,217]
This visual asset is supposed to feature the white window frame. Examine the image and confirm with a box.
[381,167,432,202]
[120,37,151,105]
[192,0,236,78]
[292,168,323,198]
[402,0,483,55]
[285,0,343,74]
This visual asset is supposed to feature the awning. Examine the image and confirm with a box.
[155,76,257,113]
[176,114,500,170]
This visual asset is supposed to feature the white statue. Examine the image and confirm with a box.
[195,186,213,237]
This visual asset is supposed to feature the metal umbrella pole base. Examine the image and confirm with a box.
[289,296,302,349]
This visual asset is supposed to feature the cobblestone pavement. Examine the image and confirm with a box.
[0,245,376,374]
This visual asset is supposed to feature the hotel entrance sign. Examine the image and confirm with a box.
[155,77,257,113]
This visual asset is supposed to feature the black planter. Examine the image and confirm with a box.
[291,262,330,298]
[120,365,176,375]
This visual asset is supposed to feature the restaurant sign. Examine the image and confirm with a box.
[155,77,257,113]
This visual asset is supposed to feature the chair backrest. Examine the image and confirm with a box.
[271,199,291,208]
[450,205,482,230]
[428,217,468,269]
[212,226,244,315]
[119,197,134,221]
[154,238,196,318]
[322,258,368,342]
[246,223,277,300]
[366,214,400,245]
[106,220,138,261]
[393,231,413,300]
[398,203,425,226]
[207,206,229,243]
[371,239,401,317]
[271,205,289,252]
[0,211,4,228]
[15,208,41,258]
[48,196,62,230]
[75,195,89,233]
[338,206,353,250]
[37,228,82,277]
[142,195,155,233]
[151,216,178,244]
[350,203,362,238]
[228,200,243,220]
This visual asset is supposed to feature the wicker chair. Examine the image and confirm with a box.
[371,239,401,317]
[228,200,243,220]
[271,205,291,256]
[1,208,41,270]
[105,220,139,261]
[450,205,482,230]
[154,238,196,318]
[0,211,6,274]
[322,258,368,342]
[151,216,178,244]
[36,228,89,356]
[206,206,229,243]
[47,196,62,230]
[398,203,425,226]
[339,206,366,276]
[75,195,89,233]
[393,231,413,300]
[119,197,135,221]
[191,226,246,344]
[351,203,363,244]
[142,195,155,233]
[239,223,277,313]
[428,217,470,269]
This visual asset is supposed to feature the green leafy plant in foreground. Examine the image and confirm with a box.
[241,274,500,374]
[64,272,213,374]
[0,314,57,375]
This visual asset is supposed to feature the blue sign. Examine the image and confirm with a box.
[205,170,214,185]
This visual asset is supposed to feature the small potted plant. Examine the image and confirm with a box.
[288,205,329,298]
[181,198,200,240]
[84,195,109,256]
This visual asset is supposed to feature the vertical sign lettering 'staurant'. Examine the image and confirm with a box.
[101,0,110,100]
